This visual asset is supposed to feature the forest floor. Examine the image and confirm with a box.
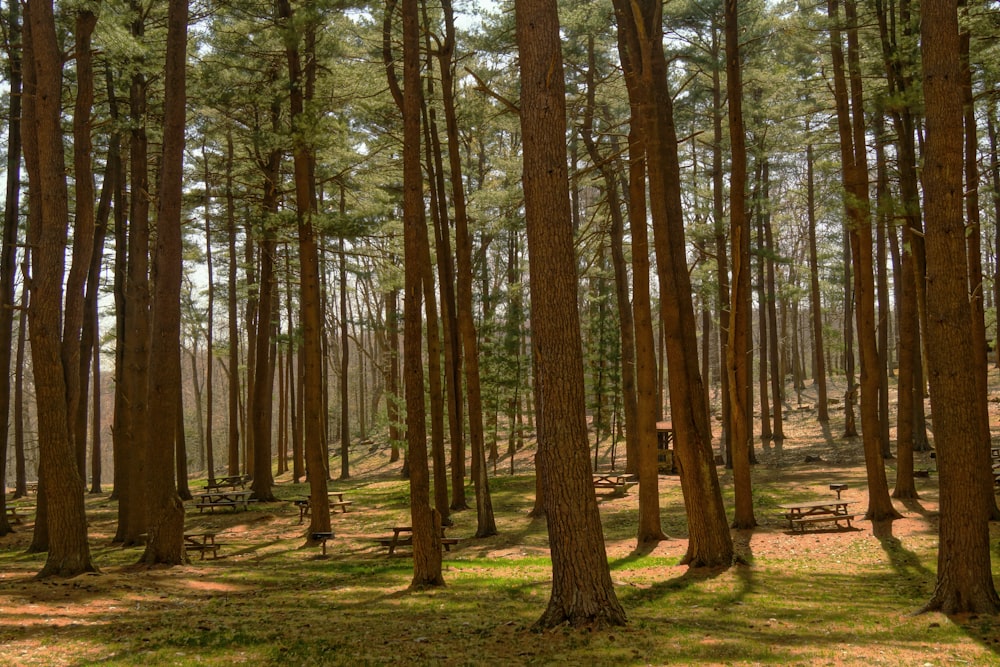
[2,375,1000,666]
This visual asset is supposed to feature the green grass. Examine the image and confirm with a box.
[2,460,1000,666]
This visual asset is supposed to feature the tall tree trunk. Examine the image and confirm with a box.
[711,24,731,460]
[614,0,733,567]
[517,0,626,627]
[828,0,899,522]
[919,0,1000,614]
[386,288,402,466]
[225,133,241,478]
[338,234,351,480]
[762,161,783,443]
[724,0,755,529]
[0,0,22,534]
[22,0,95,576]
[279,0,330,541]
[66,9,98,481]
[438,0,492,524]
[142,0,188,565]
[418,76,451,524]
[118,0,153,548]
[959,5,992,482]
[806,141,829,422]
[90,327,102,493]
[579,35,642,486]
[874,114,893,461]
[621,110,664,543]
[203,144,216,480]
[395,0,443,586]
[251,114,281,502]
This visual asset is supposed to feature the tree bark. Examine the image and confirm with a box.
[141,0,188,565]
[0,0,22,534]
[22,0,96,576]
[724,0,755,530]
[517,0,626,627]
[398,0,443,587]
[614,0,734,567]
[828,0,899,521]
[919,0,1000,614]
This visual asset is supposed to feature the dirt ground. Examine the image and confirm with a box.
[1,378,998,665]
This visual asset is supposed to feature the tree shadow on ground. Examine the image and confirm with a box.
[872,519,934,584]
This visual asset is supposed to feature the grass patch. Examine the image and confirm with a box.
[3,436,1000,666]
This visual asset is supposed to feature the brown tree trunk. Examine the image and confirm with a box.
[806,142,829,422]
[959,7,992,487]
[141,0,188,565]
[762,161,783,442]
[614,0,733,568]
[711,25,731,460]
[418,80,452,525]
[0,0,22,534]
[203,146,216,480]
[439,0,491,526]
[579,36,641,484]
[118,0,153,548]
[517,0,626,627]
[724,0,755,530]
[919,0,1000,614]
[251,118,281,502]
[278,0,330,541]
[623,119,665,543]
[225,133,241,478]
[67,9,97,481]
[338,234,351,480]
[22,0,95,576]
[396,0,443,586]
[79,127,115,494]
[828,0,899,521]
[385,288,402,466]
[874,115,893,461]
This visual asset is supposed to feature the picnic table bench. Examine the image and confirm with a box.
[205,474,250,492]
[184,532,221,560]
[779,499,859,532]
[5,505,31,524]
[293,492,354,523]
[328,491,353,513]
[194,490,252,512]
[592,472,638,495]
[375,526,458,556]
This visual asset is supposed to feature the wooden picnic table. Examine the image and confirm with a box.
[204,475,250,492]
[375,526,458,556]
[779,499,859,532]
[193,490,252,512]
[5,504,31,524]
[293,493,354,523]
[184,532,221,559]
[592,472,638,494]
